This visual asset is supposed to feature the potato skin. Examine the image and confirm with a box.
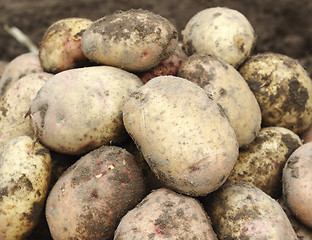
[0,136,52,240]
[45,145,146,240]
[0,72,53,147]
[283,142,312,228]
[182,7,256,68]
[114,188,218,240]
[178,54,261,147]
[0,52,44,96]
[204,182,298,239]
[39,17,93,73]
[123,75,238,196]
[82,9,178,72]
[239,52,312,134]
[29,66,143,155]
[227,126,302,198]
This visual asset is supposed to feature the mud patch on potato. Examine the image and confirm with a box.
[281,133,301,159]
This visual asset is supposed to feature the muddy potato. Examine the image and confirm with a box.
[227,126,302,198]
[123,75,238,196]
[0,52,44,96]
[29,66,143,155]
[283,142,312,228]
[0,136,52,240]
[239,52,312,134]
[39,17,93,73]
[178,54,261,147]
[204,182,298,239]
[181,7,256,68]
[0,72,53,147]
[82,9,178,72]
[45,145,146,240]
[114,188,218,239]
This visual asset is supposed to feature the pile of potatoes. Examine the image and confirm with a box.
[0,7,311,240]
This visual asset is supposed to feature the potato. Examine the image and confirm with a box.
[227,126,302,198]
[137,43,187,84]
[0,60,8,79]
[45,145,146,240]
[181,7,256,68]
[123,75,238,196]
[178,54,261,147]
[301,123,312,143]
[279,197,312,239]
[114,188,218,239]
[82,9,178,72]
[0,52,44,96]
[29,66,143,155]
[0,72,53,147]
[239,52,312,134]
[282,142,312,228]
[0,136,52,240]
[204,182,298,239]
[39,17,93,73]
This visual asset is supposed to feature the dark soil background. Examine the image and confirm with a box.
[1,0,312,239]
[2,0,312,73]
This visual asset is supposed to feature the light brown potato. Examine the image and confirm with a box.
[283,142,312,228]
[46,145,146,240]
[0,136,52,240]
[114,188,218,239]
[0,52,44,96]
[29,66,143,155]
[181,7,256,68]
[39,17,93,73]
[178,54,261,147]
[0,72,53,147]
[123,75,238,196]
[239,52,312,134]
[82,9,178,72]
[204,182,298,239]
[227,126,302,198]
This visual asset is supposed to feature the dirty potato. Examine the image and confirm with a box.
[181,7,256,68]
[178,54,261,147]
[29,66,143,155]
[39,17,93,73]
[0,136,52,240]
[82,9,178,72]
[239,52,312,134]
[123,75,238,196]
[114,188,218,239]
[227,126,302,198]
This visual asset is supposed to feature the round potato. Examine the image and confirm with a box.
[0,136,52,240]
[29,66,143,155]
[114,188,218,239]
[82,9,178,72]
[239,52,312,134]
[0,52,44,96]
[227,126,302,198]
[181,7,256,68]
[204,182,298,239]
[283,142,312,228]
[178,54,261,147]
[0,72,53,147]
[46,145,146,240]
[123,75,238,196]
[39,17,93,73]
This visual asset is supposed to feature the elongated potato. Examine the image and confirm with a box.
[178,54,261,147]
[204,182,298,239]
[0,72,53,147]
[29,66,143,155]
[46,145,146,240]
[239,52,312,133]
[0,136,52,240]
[82,9,178,72]
[123,75,238,196]
[114,188,218,239]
